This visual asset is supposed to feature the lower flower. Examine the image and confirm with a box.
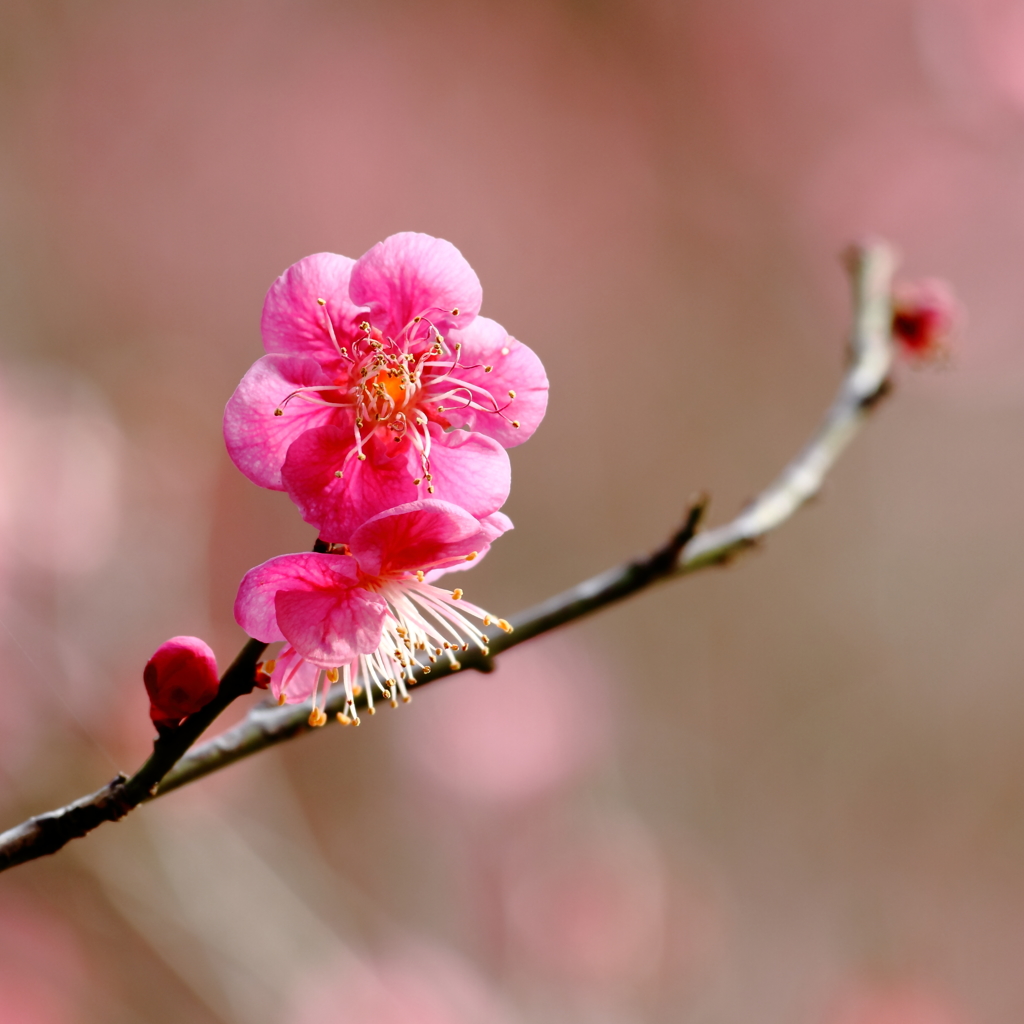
[235,500,512,726]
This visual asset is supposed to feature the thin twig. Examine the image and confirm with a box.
[0,240,897,874]
[0,639,267,872]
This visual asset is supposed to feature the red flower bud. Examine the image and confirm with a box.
[891,278,962,362]
[143,636,219,727]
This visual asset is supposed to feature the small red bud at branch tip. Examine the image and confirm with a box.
[891,278,962,363]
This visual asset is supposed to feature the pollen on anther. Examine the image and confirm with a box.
[512,420,521,428]
[452,588,463,600]
[508,390,516,399]
[413,477,422,485]
[335,470,344,478]
[274,408,284,417]
[357,453,367,461]
[451,307,459,315]
[465,551,478,561]
[264,659,277,675]
[337,712,352,726]
[326,667,340,683]
[316,297,327,306]
[497,619,513,633]
[427,485,435,493]
[277,693,287,706]
[484,365,493,372]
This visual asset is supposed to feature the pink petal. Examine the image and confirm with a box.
[282,422,511,543]
[224,354,342,490]
[261,252,368,365]
[349,499,497,577]
[234,551,362,641]
[440,316,548,447]
[479,510,514,540]
[270,646,323,705]
[421,425,511,520]
[349,233,482,338]
[422,510,513,582]
[282,426,418,540]
[275,585,386,667]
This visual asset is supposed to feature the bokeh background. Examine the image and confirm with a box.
[1,0,1023,1021]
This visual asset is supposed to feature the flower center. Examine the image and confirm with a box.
[274,302,521,486]
[282,572,514,728]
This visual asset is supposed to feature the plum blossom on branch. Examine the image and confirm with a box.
[236,500,513,725]
[0,238,908,874]
[158,240,904,791]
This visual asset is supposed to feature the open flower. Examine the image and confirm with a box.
[234,500,513,725]
[224,232,547,541]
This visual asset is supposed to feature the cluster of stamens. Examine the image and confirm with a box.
[273,300,521,490]
[261,571,512,728]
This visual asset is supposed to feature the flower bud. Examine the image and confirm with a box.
[891,278,961,362]
[143,636,219,727]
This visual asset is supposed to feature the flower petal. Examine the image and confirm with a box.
[440,316,548,447]
[276,585,386,667]
[234,551,362,642]
[349,233,482,338]
[421,425,511,520]
[224,354,341,490]
[261,252,367,365]
[349,499,496,577]
[282,426,419,539]
[282,420,510,543]
[270,646,324,705]
[422,509,514,582]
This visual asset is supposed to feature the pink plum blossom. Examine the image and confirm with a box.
[235,500,513,725]
[224,232,547,541]
[143,635,220,726]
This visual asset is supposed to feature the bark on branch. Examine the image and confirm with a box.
[0,240,897,874]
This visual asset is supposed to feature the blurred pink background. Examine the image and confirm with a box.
[2,0,1024,1020]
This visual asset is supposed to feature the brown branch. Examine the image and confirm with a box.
[0,240,898,874]
[0,639,267,872]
